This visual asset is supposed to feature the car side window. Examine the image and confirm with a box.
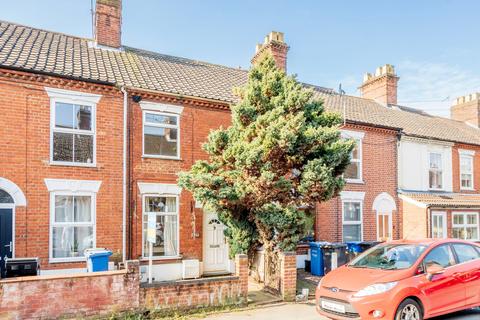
[452,244,480,263]
[423,245,456,268]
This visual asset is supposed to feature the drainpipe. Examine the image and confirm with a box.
[121,86,128,262]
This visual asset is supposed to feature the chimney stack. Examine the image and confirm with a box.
[359,64,399,105]
[251,31,289,71]
[95,0,122,48]
[451,93,480,127]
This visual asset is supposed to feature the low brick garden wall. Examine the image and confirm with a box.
[0,255,248,319]
[0,262,140,319]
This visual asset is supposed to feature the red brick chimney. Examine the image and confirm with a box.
[95,0,122,48]
[251,31,289,71]
[451,93,480,127]
[359,64,399,105]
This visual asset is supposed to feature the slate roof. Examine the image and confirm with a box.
[400,192,480,208]
[1,20,480,145]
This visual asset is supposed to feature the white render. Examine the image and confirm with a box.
[44,178,102,193]
[398,136,453,192]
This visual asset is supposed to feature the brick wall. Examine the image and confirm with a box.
[0,255,248,319]
[0,71,124,270]
[316,125,399,242]
[401,199,427,239]
[129,93,231,262]
[0,261,140,319]
[279,252,296,301]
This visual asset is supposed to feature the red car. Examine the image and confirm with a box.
[315,239,480,320]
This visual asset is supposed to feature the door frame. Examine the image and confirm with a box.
[0,204,15,259]
[431,211,447,239]
[376,211,393,241]
[202,210,229,274]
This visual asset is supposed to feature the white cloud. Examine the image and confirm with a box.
[396,60,480,117]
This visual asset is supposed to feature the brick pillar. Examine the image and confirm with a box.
[279,252,296,301]
[235,254,248,302]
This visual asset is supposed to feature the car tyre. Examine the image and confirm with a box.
[395,298,423,320]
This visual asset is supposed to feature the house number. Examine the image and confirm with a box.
[210,244,220,248]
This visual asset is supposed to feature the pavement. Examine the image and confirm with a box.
[202,301,321,320]
[201,302,480,320]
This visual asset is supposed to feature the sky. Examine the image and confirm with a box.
[2,0,480,117]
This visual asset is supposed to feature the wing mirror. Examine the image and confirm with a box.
[426,263,444,281]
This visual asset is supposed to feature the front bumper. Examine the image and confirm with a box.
[315,287,399,320]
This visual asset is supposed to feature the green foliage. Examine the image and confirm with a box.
[179,53,354,257]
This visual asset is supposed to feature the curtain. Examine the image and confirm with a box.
[164,197,178,256]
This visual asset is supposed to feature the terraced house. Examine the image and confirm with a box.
[0,0,479,281]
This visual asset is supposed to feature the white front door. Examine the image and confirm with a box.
[203,211,229,273]
[431,211,447,238]
[377,212,392,241]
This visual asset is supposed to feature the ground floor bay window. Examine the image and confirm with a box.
[452,212,479,241]
[143,195,179,258]
[50,194,95,262]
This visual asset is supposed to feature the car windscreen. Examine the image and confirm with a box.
[349,244,428,270]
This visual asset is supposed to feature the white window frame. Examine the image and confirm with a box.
[431,211,447,239]
[428,152,444,191]
[49,191,96,263]
[342,200,363,242]
[452,212,479,241]
[141,101,183,160]
[46,87,100,167]
[141,193,181,260]
[341,130,364,184]
[459,150,475,191]
[340,191,365,242]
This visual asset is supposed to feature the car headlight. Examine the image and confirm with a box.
[317,277,324,288]
[353,281,398,297]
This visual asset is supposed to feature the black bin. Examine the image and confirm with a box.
[320,243,347,274]
[5,258,40,278]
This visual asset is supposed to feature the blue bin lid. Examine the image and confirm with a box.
[85,249,112,258]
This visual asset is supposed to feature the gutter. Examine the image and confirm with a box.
[120,86,128,262]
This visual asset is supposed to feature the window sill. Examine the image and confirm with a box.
[346,179,364,184]
[142,155,182,161]
[49,161,97,168]
[140,255,183,262]
[460,188,475,192]
[49,257,86,264]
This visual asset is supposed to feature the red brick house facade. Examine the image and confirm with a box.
[316,124,400,243]
[0,71,125,273]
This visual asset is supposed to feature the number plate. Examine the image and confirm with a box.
[321,300,346,313]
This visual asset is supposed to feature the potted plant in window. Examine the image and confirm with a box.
[70,240,80,257]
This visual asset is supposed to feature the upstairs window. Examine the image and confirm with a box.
[429,152,443,190]
[143,111,179,158]
[47,88,99,166]
[460,154,474,190]
[344,139,362,181]
[341,130,364,183]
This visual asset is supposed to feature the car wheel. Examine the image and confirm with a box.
[395,298,423,320]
